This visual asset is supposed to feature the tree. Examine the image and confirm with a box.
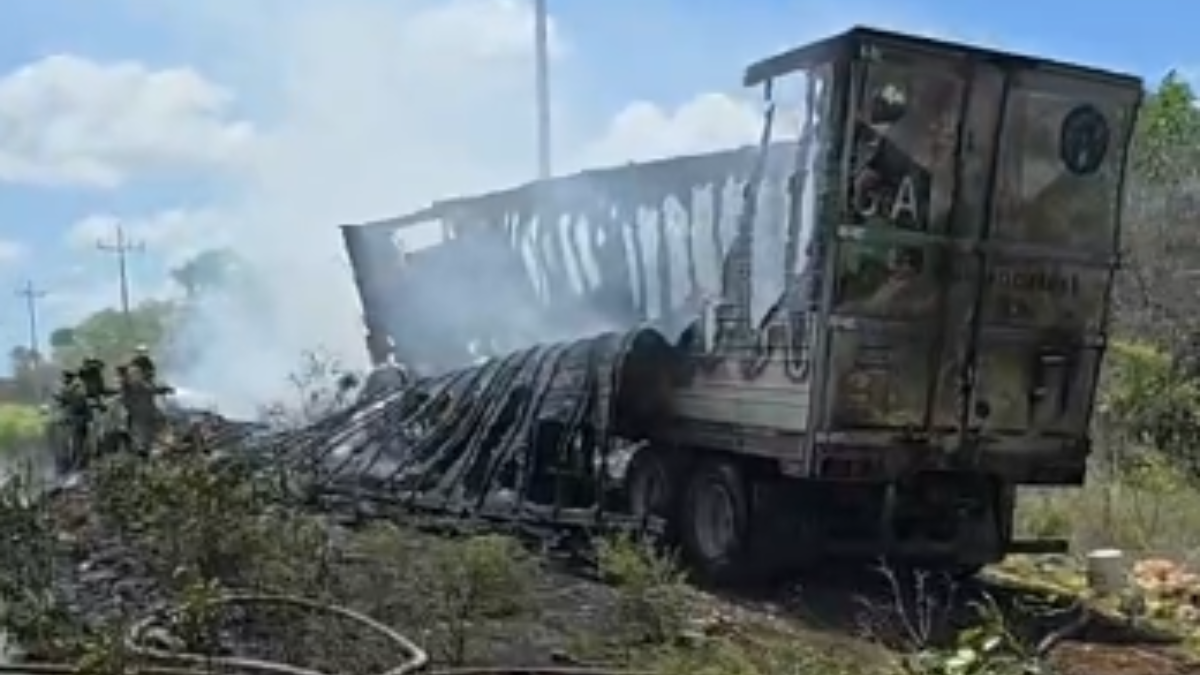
[50,300,180,368]
[7,346,52,402]
[49,328,76,351]
[171,248,248,299]
[1131,72,1200,186]
[1102,73,1200,476]
[8,346,35,375]
[1115,73,1200,349]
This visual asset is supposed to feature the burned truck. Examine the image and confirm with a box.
[339,27,1142,581]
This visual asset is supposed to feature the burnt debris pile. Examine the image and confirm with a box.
[231,328,680,537]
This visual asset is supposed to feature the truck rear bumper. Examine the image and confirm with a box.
[813,434,1090,484]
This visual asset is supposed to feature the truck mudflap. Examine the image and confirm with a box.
[811,40,1140,472]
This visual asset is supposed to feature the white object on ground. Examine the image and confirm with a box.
[1086,548,1128,595]
[163,386,219,413]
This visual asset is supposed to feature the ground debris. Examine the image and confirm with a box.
[7,462,1197,675]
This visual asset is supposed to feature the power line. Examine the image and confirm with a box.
[96,222,145,329]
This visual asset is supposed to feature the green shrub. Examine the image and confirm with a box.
[1100,340,1200,474]
[0,404,42,455]
[1014,339,1200,559]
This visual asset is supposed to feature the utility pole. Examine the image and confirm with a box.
[96,222,144,330]
[15,280,47,357]
[534,0,552,179]
[15,280,48,399]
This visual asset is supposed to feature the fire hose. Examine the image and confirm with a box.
[0,593,651,675]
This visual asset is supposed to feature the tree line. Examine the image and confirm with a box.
[5,247,248,404]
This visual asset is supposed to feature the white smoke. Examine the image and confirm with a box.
[147,0,577,415]
[141,0,827,417]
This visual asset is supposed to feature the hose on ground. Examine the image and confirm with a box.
[0,593,648,675]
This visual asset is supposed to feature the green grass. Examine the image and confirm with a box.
[0,403,43,455]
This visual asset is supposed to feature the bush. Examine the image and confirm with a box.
[90,452,330,593]
[0,404,43,455]
[1017,456,1200,559]
[0,471,84,659]
[421,534,536,664]
[1004,338,1200,574]
[1012,340,1200,560]
[1100,340,1200,474]
[596,534,690,647]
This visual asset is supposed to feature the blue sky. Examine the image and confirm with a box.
[0,0,1186,375]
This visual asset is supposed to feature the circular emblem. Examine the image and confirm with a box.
[1059,104,1110,176]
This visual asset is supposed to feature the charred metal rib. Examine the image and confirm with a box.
[229,328,676,537]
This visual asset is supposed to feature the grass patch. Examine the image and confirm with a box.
[0,403,42,455]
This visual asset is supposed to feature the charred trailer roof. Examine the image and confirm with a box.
[743,25,1142,89]
[341,143,799,371]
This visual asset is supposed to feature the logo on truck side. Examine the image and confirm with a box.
[1060,104,1110,176]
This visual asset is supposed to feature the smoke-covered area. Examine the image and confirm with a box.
[150,0,825,417]
[166,140,814,417]
[167,286,300,414]
[144,0,580,417]
[343,143,810,377]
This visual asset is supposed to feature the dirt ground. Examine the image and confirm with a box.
[41,484,1200,675]
[1047,643,1195,675]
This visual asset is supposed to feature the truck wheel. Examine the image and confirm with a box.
[680,459,751,585]
[951,564,985,580]
[627,449,674,523]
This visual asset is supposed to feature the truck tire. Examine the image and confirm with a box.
[627,449,675,528]
[680,459,751,585]
[951,564,985,580]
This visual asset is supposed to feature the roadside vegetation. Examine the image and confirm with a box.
[0,446,999,675]
[1016,340,1200,560]
[0,328,1195,675]
[0,403,41,457]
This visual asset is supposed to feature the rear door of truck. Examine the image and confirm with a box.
[813,34,1142,479]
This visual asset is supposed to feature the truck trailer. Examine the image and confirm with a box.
[338,27,1142,582]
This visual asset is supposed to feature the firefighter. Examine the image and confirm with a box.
[124,346,175,453]
[52,370,90,473]
[130,344,157,385]
[78,358,116,401]
[123,360,165,456]
[114,364,132,437]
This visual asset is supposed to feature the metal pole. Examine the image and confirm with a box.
[97,223,144,332]
[15,280,48,399]
[534,0,552,179]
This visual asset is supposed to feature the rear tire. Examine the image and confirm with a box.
[951,564,985,580]
[680,459,752,585]
[627,449,674,524]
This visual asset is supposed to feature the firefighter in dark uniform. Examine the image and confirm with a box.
[131,344,157,385]
[78,358,116,400]
[52,370,90,473]
[76,357,123,460]
[123,355,167,455]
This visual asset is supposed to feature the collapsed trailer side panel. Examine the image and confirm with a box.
[341,222,407,365]
[341,146,797,375]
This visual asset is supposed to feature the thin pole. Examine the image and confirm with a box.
[16,280,46,358]
[15,280,48,399]
[96,223,144,332]
[534,0,552,179]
